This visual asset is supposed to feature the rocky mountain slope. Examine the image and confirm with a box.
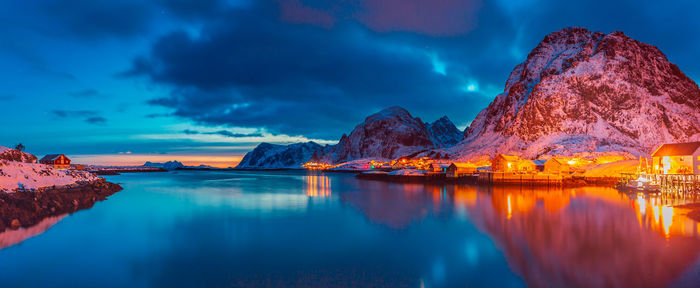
[237,107,462,168]
[427,116,462,148]
[313,107,436,163]
[452,27,700,160]
[236,142,323,169]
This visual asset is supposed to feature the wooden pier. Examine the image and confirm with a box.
[478,172,564,186]
[620,173,700,196]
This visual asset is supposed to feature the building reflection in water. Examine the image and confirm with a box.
[340,181,700,287]
[305,172,331,198]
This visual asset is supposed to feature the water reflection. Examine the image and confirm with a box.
[464,186,700,288]
[2,172,700,287]
[305,172,331,198]
[341,182,700,287]
[0,215,66,249]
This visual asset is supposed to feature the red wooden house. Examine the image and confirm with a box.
[39,154,71,169]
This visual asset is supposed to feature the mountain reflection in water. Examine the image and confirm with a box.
[2,171,700,287]
[342,181,700,287]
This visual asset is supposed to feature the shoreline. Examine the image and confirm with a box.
[0,179,122,232]
[356,172,620,188]
[89,168,167,175]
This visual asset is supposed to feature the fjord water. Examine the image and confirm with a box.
[1,171,700,287]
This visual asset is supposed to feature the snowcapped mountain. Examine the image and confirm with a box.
[236,107,462,168]
[235,142,323,169]
[142,161,185,170]
[453,27,700,160]
[314,107,433,163]
[427,116,462,148]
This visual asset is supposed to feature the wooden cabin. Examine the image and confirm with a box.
[429,163,450,173]
[532,159,546,172]
[491,154,536,173]
[447,163,477,178]
[39,154,71,169]
[544,158,570,175]
[651,142,700,175]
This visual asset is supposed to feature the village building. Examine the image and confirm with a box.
[532,159,547,172]
[651,142,700,175]
[447,163,477,178]
[543,158,570,175]
[428,163,450,173]
[39,154,71,169]
[491,154,536,173]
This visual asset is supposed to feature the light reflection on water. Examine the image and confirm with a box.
[0,171,699,287]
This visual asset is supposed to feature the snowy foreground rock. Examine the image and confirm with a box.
[0,147,98,192]
[0,147,122,231]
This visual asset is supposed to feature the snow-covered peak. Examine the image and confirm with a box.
[455,27,700,160]
[314,106,434,163]
[236,141,323,169]
[427,116,462,148]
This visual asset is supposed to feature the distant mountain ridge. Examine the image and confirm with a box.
[142,161,185,170]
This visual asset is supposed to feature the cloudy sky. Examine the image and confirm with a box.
[1,0,699,166]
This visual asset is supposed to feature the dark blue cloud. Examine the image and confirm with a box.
[69,89,100,98]
[7,0,699,146]
[51,110,107,125]
[127,1,489,138]
[85,116,107,125]
[123,0,700,140]
[182,129,263,138]
[39,0,154,40]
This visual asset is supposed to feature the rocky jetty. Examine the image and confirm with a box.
[0,179,122,232]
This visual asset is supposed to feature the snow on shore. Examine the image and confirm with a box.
[0,160,98,191]
[580,160,639,178]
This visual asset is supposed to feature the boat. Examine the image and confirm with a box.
[616,174,661,193]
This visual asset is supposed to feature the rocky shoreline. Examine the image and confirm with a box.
[0,179,122,232]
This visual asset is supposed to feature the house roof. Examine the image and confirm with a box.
[39,154,65,162]
[430,163,451,168]
[545,158,567,165]
[449,163,475,168]
[532,159,547,165]
[651,142,700,157]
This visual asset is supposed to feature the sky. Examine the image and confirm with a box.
[1,0,699,167]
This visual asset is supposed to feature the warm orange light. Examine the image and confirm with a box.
[507,194,512,219]
[302,162,337,170]
[662,205,674,237]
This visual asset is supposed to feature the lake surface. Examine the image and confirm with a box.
[2,170,700,287]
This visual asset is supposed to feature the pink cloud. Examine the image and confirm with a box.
[277,0,482,36]
[358,0,482,36]
[278,0,337,28]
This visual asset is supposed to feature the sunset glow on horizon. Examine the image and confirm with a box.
[70,154,243,168]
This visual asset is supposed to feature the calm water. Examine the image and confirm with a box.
[1,170,700,287]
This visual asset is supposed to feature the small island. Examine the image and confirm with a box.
[0,146,122,231]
